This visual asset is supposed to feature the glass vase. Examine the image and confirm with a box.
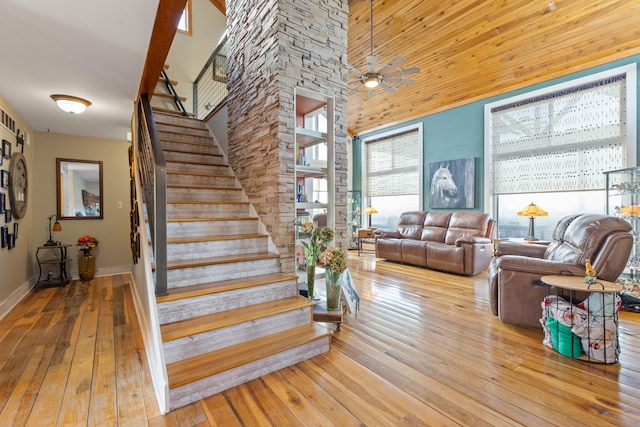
[78,253,95,280]
[306,257,316,300]
[325,269,343,311]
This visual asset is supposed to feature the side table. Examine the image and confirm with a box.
[540,275,622,363]
[36,244,72,287]
[357,228,376,256]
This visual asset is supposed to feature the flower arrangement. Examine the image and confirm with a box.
[319,246,347,274]
[77,235,99,256]
[297,221,334,266]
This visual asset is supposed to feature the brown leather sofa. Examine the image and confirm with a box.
[488,214,633,328]
[375,211,494,276]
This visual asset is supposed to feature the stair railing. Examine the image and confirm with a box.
[193,34,228,119]
[136,94,168,296]
[161,69,189,116]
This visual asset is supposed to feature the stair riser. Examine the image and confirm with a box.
[167,174,236,188]
[168,337,330,411]
[158,279,298,323]
[155,114,208,128]
[156,123,210,137]
[167,162,231,175]
[167,219,258,238]
[167,237,268,261]
[167,187,243,202]
[164,151,226,166]
[163,307,312,364]
[166,203,251,219]
[160,140,219,155]
[167,258,282,289]
[159,130,213,144]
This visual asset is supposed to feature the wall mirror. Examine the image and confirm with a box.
[56,158,103,220]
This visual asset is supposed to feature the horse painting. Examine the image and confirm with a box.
[429,158,475,208]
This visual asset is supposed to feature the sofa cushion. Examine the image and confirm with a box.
[396,211,427,239]
[444,212,491,245]
[401,240,428,266]
[376,238,404,262]
[421,212,451,242]
[426,242,465,275]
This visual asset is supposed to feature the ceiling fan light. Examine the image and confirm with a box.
[364,74,380,88]
[51,94,92,114]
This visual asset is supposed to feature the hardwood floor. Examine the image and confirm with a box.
[2,254,640,426]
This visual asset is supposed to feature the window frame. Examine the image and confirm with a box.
[177,0,192,36]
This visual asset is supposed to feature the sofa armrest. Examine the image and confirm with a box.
[376,230,401,239]
[455,236,491,246]
[495,255,583,277]
[494,241,548,258]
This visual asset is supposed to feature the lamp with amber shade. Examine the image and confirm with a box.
[364,206,378,229]
[517,202,548,241]
[44,214,62,246]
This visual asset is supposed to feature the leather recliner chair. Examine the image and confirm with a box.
[488,214,633,328]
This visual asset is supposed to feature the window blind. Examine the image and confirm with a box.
[365,128,420,197]
[490,74,627,194]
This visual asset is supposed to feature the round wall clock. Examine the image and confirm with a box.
[8,152,28,219]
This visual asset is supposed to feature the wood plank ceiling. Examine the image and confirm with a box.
[346,0,640,136]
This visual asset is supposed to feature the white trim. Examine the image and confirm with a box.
[484,63,637,218]
[0,277,35,321]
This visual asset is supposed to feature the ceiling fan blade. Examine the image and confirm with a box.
[348,86,364,96]
[366,55,377,73]
[378,56,407,74]
[380,82,399,94]
[347,63,365,76]
[384,66,421,77]
[368,89,376,98]
[385,78,416,85]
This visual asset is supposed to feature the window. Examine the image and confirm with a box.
[485,64,637,238]
[363,124,422,230]
[177,0,192,36]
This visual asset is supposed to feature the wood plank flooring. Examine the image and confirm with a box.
[2,253,640,426]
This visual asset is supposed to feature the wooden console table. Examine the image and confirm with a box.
[36,244,72,287]
[357,228,376,256]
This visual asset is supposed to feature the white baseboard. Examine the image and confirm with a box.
[0,277,35,321]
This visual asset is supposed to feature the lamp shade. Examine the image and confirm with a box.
[364,206,378,215]
[51,94,92,114]
[517,202,548,217]
[52,221,62,232]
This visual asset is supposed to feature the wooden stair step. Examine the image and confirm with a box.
[152,106,194,117]
[163,149,222,159]
[166,160,229,167]
[167,252,280,270]
[154,92,187,102]
[157,272,298,303]
[160,296,313,342]
[158,77,178,86]
[155,118,208,131]
[167,201,249,205]
[167,171,234,179]
[159,128,211,138]
[166,323,331,389]
[167,216,255,223]
[168,233,267,244]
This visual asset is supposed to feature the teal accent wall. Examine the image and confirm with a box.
[353,54,640,212]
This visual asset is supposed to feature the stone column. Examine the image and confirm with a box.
[227,0,348,273]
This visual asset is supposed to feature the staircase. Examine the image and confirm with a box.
[151,112,332,411]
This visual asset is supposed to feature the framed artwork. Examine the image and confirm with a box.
[428,157,475,209]
[13,222,18,240]
[340,269,360,315]
[1,170,8,188]
[1,226,7,248]
[5,209,11,223]
[16,130,25,154]
[0,193,4,212]
[2,139,10,159]
[7,233,14,249]
[212,53,227,82]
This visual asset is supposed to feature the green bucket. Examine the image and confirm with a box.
[547,317,582,358]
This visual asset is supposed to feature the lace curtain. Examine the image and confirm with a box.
[489,74,627,194]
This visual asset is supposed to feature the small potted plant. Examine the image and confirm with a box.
[76,235,99,280]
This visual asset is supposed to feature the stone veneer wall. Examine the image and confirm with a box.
[226,0,348,273]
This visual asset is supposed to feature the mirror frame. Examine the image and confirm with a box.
[56,158,104,220]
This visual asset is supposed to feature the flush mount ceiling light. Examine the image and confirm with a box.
[50,94,92,114]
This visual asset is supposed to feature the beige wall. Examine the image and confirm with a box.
[33,131,133,278]
[0,96,35,311]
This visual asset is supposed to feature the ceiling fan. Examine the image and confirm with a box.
[347,0,420,97]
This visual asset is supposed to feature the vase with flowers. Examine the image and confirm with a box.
[77,235,99,280]
[297,220,334,300]
[319,246,347,310]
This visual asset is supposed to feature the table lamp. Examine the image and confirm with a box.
[364,206,378,229]
[44,214,62,246]
[517,202,548,241]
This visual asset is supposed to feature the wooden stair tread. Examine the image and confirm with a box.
[167,201,249,205]
[167,171,234,178]
[166,160,230,167]
[158,77,178,85]
[153,92,187,102]
[152,107,194,117]
[160,296,313,342]
[155,118,207,130]
[158,129,211,137]
[167,252,280,270]
[166,323,331,389]
[159,138,213,148]
[157,272,298,303]
[163,149,221,158]
[168,233,267,244]
[167,216,255,223]
[166,185,242,191]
